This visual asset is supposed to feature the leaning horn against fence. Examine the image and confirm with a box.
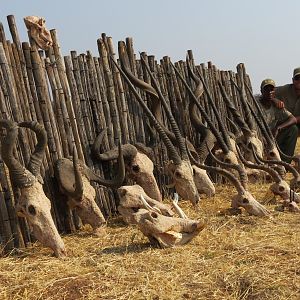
[187,144,269,216]
[92,128,162,202]
[113,46,200,205]
[55,142,125,235]
[0,119,66,257]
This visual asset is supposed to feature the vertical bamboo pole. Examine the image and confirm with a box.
[125,37,145,142]
[107,37,130,144]
[97,36,120,146]
[45,57,70,158]
[93,56,111,148]
[22,43,43,123]
[50,29,84,160]
[0,43,31,162]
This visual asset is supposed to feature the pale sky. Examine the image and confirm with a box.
[1,0,299,93]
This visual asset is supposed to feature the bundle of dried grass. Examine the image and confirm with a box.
[1,181,300,300]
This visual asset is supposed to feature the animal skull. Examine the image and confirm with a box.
[126,152,162,202]
[133,209,205,248]
[270,180,300,203]
[117,185,174,224]
[55,144,124,234]
[231,190,270,216]
[16,179,66,257]
[0,120,66,257]
[24,16,52,50]
[192,165,215,197]
[166,160,200,205]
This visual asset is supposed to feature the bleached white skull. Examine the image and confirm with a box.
[0,120,66,257]
[24,16,52,50]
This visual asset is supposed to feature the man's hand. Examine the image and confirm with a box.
[272,98,285,109]
[272,126,280,138]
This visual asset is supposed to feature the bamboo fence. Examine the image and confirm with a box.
[0,15,255,252]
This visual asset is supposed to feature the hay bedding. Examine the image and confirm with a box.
[1,142,300,300]
[1,180,300,300]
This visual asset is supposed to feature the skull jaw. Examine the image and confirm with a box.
[134,209,205,248]
[74,198,106,230]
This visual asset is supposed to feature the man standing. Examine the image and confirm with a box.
[259,79,297,158]
[275,68,300,127]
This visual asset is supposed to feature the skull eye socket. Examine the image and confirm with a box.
[269,151,276,158]
[192,167,196,176]
[132,165,140,173]
[278,186,285,192]
[119,189,127,198]
[150,212,158,218]
[224,158,231,163]
[174,171,183,178]
[242,198,249,204]
[28,205,36,216]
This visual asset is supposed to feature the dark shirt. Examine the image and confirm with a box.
[258,96,291,130]
[275,84,300,116]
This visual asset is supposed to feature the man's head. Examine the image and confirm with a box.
[292,67,300,90]
[260,78,275,100]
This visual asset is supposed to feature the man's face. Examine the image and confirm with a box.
[261,85,275,100]
[293,75,300,90]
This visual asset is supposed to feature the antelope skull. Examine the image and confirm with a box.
[117,184,174,224]
[92,130,162,202]
[55,143,125,234]
[0,120,66,257]
[133,209,205,248]
[24,16,52,50]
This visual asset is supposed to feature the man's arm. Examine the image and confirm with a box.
[273,115,297,137]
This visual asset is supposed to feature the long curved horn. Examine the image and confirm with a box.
[85,141,125,188]
[207,144,248,189]
[251,145,299,179]
[236,144,281,183]
[118,43,158,99]
[230,79,256,131]
[187,146,245,194]
[226,117,243,139]
[110,55,182,165]
[18,121,47,177]
[139,52,188,160]
[171,63,230,154]
[250,144,285,178]
[274,140,300,167]
[186,56,204,98]
[245,97,274,148]
[186,58,216,162]
[92,128,137,162]
[118,43,188,161]
[217,81,252,137]
[196,69,233,150]
[69,146,83,200]
[0,119,35,187]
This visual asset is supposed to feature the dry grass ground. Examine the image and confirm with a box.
[1,181,300,300]
[2,143,300,300]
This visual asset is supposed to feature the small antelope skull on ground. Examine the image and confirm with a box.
[117,185,205,247]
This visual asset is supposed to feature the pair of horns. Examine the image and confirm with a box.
[0,120,46,187]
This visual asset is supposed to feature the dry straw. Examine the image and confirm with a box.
[1,181,300,300]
